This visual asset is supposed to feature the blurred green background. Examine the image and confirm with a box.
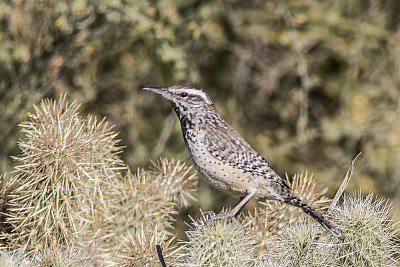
[0,0,399,221]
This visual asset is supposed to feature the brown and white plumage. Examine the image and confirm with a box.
[144,84,344,240]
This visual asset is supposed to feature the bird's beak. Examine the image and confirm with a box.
[143,87,172,99]
[143,87,168,94]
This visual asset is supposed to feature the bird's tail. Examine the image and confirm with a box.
[284,194,345,240]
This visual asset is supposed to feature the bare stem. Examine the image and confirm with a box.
[275,0,310,135]
[330,152,362,210]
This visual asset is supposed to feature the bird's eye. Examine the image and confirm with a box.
[180,92,188,97]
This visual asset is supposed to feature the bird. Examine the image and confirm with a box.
[143,85,345,240]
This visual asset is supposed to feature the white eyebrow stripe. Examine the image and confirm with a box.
[184,89,212,104]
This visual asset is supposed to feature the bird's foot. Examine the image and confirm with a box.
[203,210,239,225]
[214,210,236,220]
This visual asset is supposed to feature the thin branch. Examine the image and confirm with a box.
[306,152,362,259]
[275,0,310,135]
[330,152,362,210]
[151,111,176,158]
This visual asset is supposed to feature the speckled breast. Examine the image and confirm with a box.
[184,131,255,197]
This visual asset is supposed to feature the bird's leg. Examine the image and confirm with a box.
[214,190,257,220]
[234,196,246,216]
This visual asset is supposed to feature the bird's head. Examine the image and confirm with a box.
[143,85,215,118]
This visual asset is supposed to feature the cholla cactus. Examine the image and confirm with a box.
[117,226,179,266]
[0,249,28,267]
[113,169,177,237]
[0,247,91,267]
[112,159,198,264]
[0,96,200,265]
[177,211,257,266]
[4,96,125,261]
[0,175,16,247]
[262,221,335,266]
[329,193,400,266]
[151,158,198,207]
[260,193,400,266]
[32,247,92,267]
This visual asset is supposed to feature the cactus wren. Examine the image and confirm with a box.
[143,85,344,240]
